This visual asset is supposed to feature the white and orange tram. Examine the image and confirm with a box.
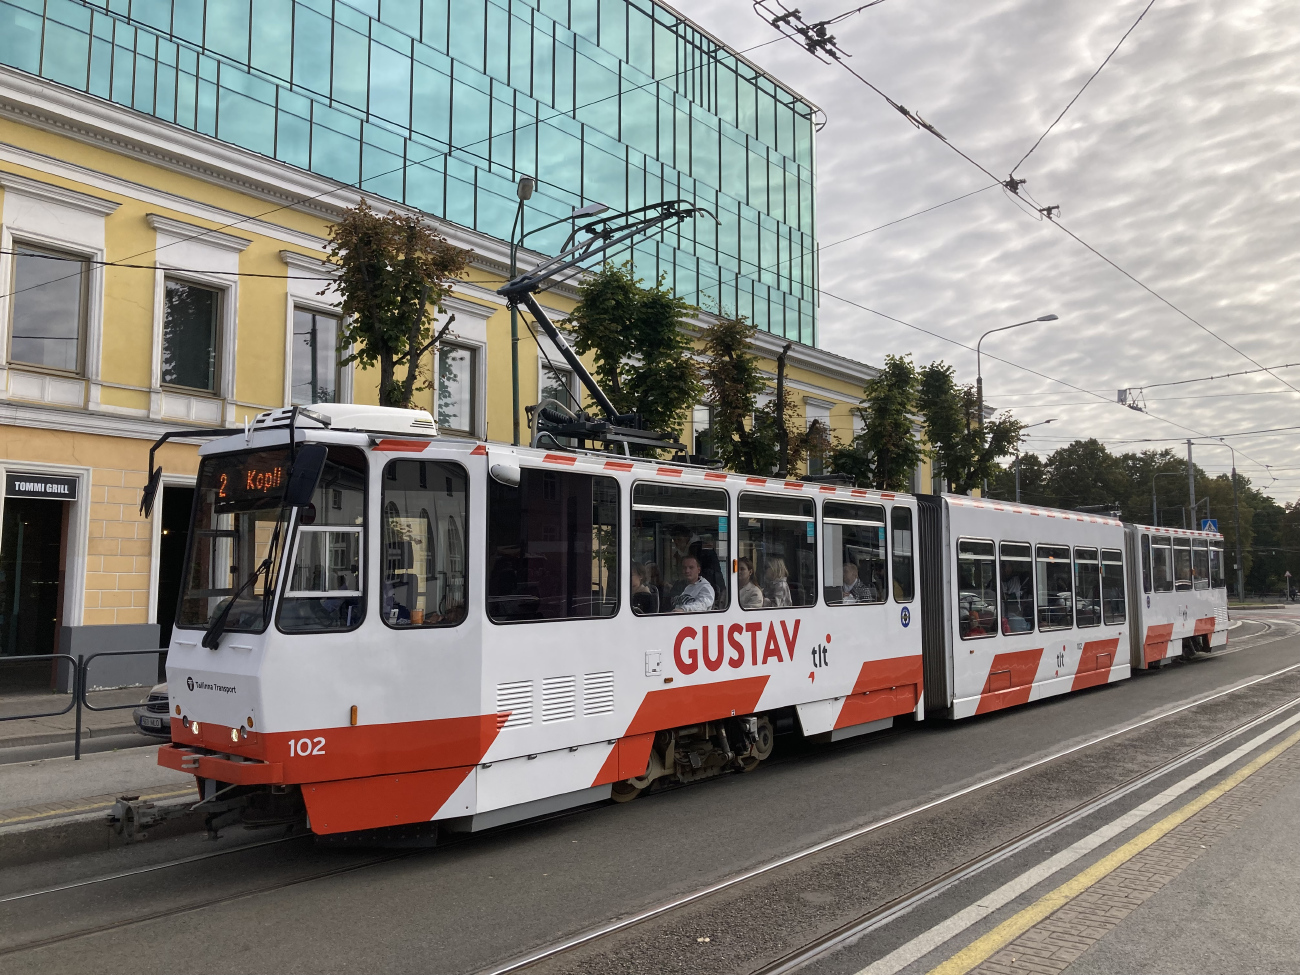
[154,405,1229,838]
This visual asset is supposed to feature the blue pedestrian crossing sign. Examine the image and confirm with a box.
[1201,519,1218,531]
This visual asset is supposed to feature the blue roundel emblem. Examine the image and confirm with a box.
[1146,595,1151,609]
[900,606,911,628]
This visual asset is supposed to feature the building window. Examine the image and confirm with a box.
[291,309,341,404]
[162,279,221,392]
[539,360,578,411]
[437,344,475,435]
[692,404,714,458]
[8,245,87,374]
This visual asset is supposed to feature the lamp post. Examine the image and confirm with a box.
[1220,439,1246,601]
[508,181,608,445]
[1014,418,1056,503]
[976,315,1058,432]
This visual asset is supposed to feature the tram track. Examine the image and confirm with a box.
[0,615,1293,968]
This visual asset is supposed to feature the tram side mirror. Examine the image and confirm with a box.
[139,466,163,519]
[285,444,329,507]
[489,462,521,487]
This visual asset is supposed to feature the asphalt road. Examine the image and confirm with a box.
[2,613,1299,975]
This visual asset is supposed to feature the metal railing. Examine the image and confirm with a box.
[1,650,164,759]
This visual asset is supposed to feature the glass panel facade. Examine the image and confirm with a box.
[8,0,818,344]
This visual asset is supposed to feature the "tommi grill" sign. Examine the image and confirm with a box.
[5,473,79,501]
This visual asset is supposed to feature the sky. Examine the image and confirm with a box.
[685,0,1300,503]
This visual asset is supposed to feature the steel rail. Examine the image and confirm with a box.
[478,630,1300,975]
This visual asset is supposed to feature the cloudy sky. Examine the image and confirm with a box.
[687,0,1300,501]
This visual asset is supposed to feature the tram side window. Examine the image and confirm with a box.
[1151,539,1173,593]
[1210,543,1226,589]
[630,483,729,614]
[379,460,468,628]
[957,539,996,639]
[737,493,817,609]
[1074,547,1101,627]
[487,469,619,622]
[278,446,368,632]
[823,501,886,606]
[892,507,915,602]
[1037,544,1074,630]
[998,542,1034,634]
[1141,535,1152,593]
[1192,539,1210,590]
[1173,538,1193,591]
[1102,548,1126,624]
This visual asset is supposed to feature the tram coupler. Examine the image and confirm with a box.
[106,794,191,844]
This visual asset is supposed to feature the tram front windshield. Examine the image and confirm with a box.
[178,448,293,633]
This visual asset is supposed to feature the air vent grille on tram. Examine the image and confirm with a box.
[496,680,533,728]
[583,672,615,716]
[541,675,577,723]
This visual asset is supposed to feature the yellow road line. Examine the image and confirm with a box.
[928,725,1300,975]
[0,787,196,827]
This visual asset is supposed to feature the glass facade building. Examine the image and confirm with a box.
[0,0,819,343]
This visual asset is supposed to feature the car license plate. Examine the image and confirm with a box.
[141,716,163,729]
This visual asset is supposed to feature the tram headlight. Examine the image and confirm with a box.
[230,728,239,743]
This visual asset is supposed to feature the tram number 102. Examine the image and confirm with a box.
[288,736,326,756]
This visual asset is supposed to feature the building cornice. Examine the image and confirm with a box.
[279,249,336,274]
[147,213,251,252]
[0,171,120,215]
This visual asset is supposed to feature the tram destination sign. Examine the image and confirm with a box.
[5,473,78,500]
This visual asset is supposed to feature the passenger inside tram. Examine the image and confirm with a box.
[838,561,874,603]
[630,561,659,615]
[736,557,763,609]
[763,558,792,607]
[669,555,715,613]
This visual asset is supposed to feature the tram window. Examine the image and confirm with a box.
[1102,549,1126,624]
[1173,538,1193,591]
[1036,544,1074,630]
[487,469,619,622]
[1210,543,1226,588]
[1151,539,1173,593]
[998,542,1034,634]
[1192,539,1210,591]
[957,539,996,639]
[1073,548,1101,628]
[378,460,468,628]
[278,446,368,632]
[892,507,915,603]
[1141,535,1152,593]
[737,493,817,609]
[630,483,729,614]
[823,501,886,606]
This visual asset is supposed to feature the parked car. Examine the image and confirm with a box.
[133,683,171,740]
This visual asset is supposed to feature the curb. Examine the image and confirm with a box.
[0,786,201,869]
[0,724,141,750]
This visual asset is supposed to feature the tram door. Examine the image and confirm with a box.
[0,494,70,689]
[154,485,194,679]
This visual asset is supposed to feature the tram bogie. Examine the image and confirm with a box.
[155,405,1229,841]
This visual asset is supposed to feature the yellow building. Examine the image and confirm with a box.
[0,12,918,669]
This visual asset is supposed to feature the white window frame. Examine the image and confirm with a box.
[436,341,481,437]
[155,274,229,397]
[288,306,346,406]
[280,250,350,406]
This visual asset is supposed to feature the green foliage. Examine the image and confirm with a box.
[565,263,701,443]
[326,202,469,408]
[831,354,923,491]
[699,315,775,474]
[915,361,1022,494]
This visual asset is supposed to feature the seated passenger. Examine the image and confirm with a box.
[838,562,874,604]
[736,557,763,609]
[630,561,659,615]
[763,558,792,608]
[670,555,715,613]
[967,609,988,637]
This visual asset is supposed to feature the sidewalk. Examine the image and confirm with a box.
[0,687,148,749]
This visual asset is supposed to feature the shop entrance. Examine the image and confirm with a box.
[0,493,70,688]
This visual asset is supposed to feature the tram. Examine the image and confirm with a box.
[147,201,1228,838]
[151,409,1230,837]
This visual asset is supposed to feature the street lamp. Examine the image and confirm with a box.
[1220,439,1246,601]
[976,315,1059,429]
[1014,418,1056,503]
[507,178,609,445]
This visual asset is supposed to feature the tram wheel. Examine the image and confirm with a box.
[610,780,643,803]
[752,715,775,761]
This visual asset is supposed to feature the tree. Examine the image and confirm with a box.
[565,263,701,443]
[326,201,469,408]
[1043,439,1128,511]
[915,362,1022,494]
[831,354,922,491]
[699,315,776,474]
